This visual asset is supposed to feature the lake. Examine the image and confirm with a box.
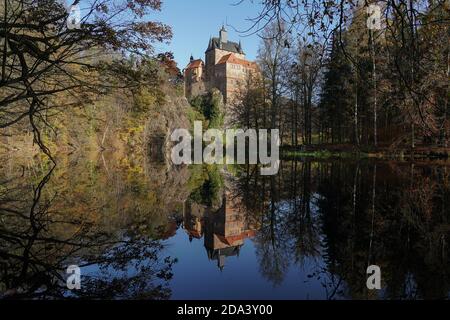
[0,153,449,299]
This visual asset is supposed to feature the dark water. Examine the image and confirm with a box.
[0,154,449,299]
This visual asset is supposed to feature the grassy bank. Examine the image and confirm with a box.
[282,145,450,160]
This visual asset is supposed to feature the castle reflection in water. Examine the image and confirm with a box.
[182,191,258,270]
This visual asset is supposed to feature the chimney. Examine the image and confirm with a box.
[219,25,228,44]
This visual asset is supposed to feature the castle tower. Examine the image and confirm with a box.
[184,56,205,99]
[184,26,258,104]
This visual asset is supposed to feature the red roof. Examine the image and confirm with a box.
[185,229,202,239]
[217,54,257,69]
[216,230,257,246]
[185,59,203,69]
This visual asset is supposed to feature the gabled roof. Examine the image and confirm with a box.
[206,245,241,259]
[217,53,258,69]
[216,230,256,246]
[185,59,203,69]
[185,228,202,239]
[207,37,244,54]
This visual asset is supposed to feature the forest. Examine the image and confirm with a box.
[0,0,185,163]
[0,0,450,157]
[231,0,449,158]
[0,1,448,161]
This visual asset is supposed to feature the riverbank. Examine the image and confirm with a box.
[282,144,450,160]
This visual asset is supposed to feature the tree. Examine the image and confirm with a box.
[243,0,449,150]
[319,32,353,144]
[189,89,224,129]
[288,40,323,145]
[0,0,172,158]
[229,69,266,130]
[257,22,291,134]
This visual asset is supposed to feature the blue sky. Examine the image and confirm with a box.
[151,0,263,69]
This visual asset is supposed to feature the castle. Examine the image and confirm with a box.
[183,191,257,271]
[184,26,257,104]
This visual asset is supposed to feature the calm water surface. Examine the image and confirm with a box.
[0,154,449,299]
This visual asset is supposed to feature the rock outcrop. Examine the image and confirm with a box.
[144,93,191,164]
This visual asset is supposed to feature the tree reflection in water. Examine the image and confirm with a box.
[1,154,449,300]
[231,160,450,299]
[0,155,177,299]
